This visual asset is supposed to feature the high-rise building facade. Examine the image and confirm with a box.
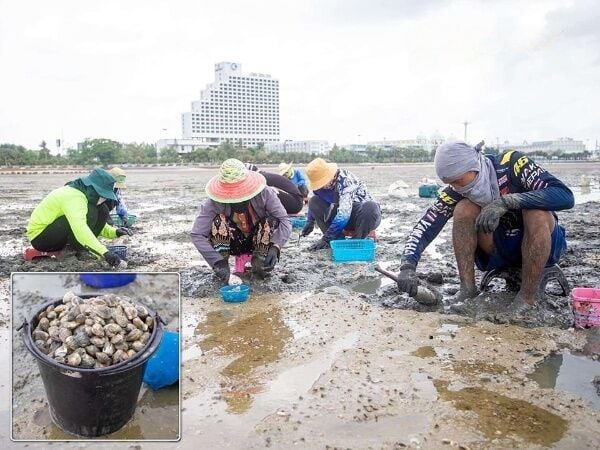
[181,62,279,147]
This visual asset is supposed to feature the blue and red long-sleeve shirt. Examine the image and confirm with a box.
[401,150,575,266]
[308,169,374,242]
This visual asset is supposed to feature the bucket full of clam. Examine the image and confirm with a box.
[19,291,164,437]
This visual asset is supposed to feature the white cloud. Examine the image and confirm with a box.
[0,0,598,150]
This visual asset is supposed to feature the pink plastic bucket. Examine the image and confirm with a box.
[572,287,600,328]
[234,253,253,273]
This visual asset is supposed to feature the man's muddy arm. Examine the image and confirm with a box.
[401,187,460,266]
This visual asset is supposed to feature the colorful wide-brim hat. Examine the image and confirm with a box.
[109,167,127,189]
[81,168,118,200]
[206,158,267,203]
[306,158,338,190]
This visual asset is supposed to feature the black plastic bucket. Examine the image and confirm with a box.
[20,297,164,437]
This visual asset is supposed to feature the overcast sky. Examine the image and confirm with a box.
[1,0,599,151]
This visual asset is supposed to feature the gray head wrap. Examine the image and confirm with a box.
[434,141,500,206]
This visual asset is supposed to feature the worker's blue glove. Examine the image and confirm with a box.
[263,246,280,272]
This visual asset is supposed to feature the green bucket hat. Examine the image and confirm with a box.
[81,168,117,200]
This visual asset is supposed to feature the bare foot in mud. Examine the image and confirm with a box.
[509,292,538,317]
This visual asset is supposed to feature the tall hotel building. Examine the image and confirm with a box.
[180,62,279,148]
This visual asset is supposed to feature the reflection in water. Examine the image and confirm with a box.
[196,306,292,413]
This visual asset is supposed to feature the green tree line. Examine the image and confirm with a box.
[0,139,593,167]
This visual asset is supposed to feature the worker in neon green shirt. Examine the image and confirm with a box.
[26,168,133,267]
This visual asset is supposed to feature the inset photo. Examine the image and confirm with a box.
[11,272,180,441]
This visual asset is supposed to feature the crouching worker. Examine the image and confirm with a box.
[398,141,574,314]
[105,167,129,226]
[26,168,134,267]
[302,158,381,250]
[279,162,309,197]
[245,164,304,215]
[191,159,292,281]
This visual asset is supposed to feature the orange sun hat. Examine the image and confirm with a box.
[205,158,267,203]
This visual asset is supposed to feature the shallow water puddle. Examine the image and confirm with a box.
[352,277,393,294]
[412,346,437,358]
[434,379,568,446]
[195,304,292,413]
[527,351,600,409]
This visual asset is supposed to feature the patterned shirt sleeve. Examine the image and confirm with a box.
[508,152,574,210]
[401,187,462,266]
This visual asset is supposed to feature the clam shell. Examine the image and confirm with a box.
[38,317,50,331]
[103,342,115,357]
[115,313,129,328]
[55,345,68,359]
[135,305,148,319]
[48,326,60,341]
[63,291,78,304]
[46,311,57,320]
[131,341,144,352]
[34,340,48,354]
[126,329,143,342]
[90,336,105,347]
[141,332,151,344]
[58,328,72,342]
[132,317,145,330]
[112,349,124,363]
[104,323,122,338]
[127,349,136,358]
[145,316,153,329]
[73,330,90,347]
[95,352,111,365]
[54,304,67,314]
[32,330,49,341]
[124,306,137,320]
[81,354,95,368]
[67,352,81,366]
[111,334,124,345]
[64,335,78,351]
[91,323,105,337]
[85,345,98,356]
[93,305,112,320]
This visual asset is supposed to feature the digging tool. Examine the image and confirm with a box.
[375,265,440,306]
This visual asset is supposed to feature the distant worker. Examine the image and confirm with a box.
[245,163,304,214]
[106,167,129,226]
[191,159,292,280]
[26,168,133,267]
[302,158,381,250]
[397,141,574,315]
[279,162,309,197]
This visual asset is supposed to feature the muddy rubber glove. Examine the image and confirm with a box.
[116,227,133,237]
[104,251,122,267]
[308,238,329,251]
[397,262,419,297]
[301,221,315,237]
[213,259,230,282]
[263,245,280,272]
[475,194,521,234]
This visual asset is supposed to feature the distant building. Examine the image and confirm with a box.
[156,138,213,154]
[343,144,368,153]
[180,62,280,148]
[499,137,586,155]
[265,140,329,154]
[368,131,445,152]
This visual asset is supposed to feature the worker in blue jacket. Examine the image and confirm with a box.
[279,162,309,197]
[397,141,574,315]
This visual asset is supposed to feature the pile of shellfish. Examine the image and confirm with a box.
[31,291,154,368]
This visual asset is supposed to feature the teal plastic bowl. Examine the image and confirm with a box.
[289,216,308,229]
[220,284,250,303]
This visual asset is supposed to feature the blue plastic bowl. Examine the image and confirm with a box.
[79,273,137,288]
[220,284,250,303]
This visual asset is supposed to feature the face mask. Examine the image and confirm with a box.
[231,201,249,213]
[97,198,106,205]
[453,170,497,207]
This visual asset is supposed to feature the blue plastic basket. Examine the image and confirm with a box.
[111,214,137,227]
[418,183,439,198]
[289,216,308,229]
[330,239,376,262]
[220,284,250,303]
[79,273,137,288]
[106,245,128,260]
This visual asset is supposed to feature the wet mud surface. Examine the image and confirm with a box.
[1,163,599,448]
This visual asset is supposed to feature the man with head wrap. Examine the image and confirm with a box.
[397,141,574,315]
